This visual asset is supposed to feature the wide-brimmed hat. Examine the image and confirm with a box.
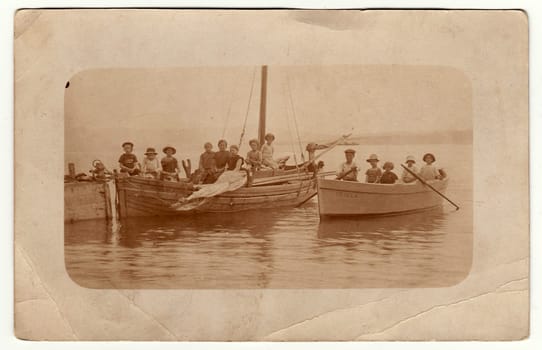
[163,145,176,154]
[264,133,275,141]
[383,161,394,170]
[366,154,379,162]
[423,153,436,162]
[406,155,416,163]
[249,139,259,147]
[122,141,134,148]
[344,148,356,154]
[145,147,158,155]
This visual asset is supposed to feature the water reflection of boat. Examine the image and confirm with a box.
[113,212,280,288]
[317,207,445,239]
[113,209,286,247]
[317,177,449,217]
[314,207,466,288]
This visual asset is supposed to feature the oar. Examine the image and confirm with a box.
[336,167,358,180]
[316,170,337,177]
[400,164,459,210]
[296,192,318,207]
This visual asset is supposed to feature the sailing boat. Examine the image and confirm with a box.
[115,66,342,217]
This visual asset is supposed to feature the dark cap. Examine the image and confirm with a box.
[122,142,134,148]
[344,148,356,154]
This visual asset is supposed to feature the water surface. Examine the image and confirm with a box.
[65,144,472,288]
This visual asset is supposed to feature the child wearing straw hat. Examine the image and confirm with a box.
[141,147,160,179]
[401,155,419,183]
[419,153,447,181]
[261,133,290,170]
[160,145,180,181]
[365,154,382,183]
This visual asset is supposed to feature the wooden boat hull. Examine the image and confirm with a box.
[116,175,317,217]
[317,177,449,217]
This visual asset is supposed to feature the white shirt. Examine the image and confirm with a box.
[401,164,419,182]
[337,161,359,181]
[142,157,160,172]
[419,164,440,180]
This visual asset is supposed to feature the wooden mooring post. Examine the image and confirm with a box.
[68,162,76,179]
[113,170,127,219]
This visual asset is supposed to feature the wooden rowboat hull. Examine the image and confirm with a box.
[116,175,317,217]
[317,177,449,217]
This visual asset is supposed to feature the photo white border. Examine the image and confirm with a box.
[1,0,540,349]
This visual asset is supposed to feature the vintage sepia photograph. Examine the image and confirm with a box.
[14,9,528,341]
[64,64,473,289]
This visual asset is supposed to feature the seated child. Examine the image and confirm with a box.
[379,162,399,184]
[160,145,180,181]
[246,139,263,170]
[261,133,290,170]
[141,147,160,179]
[214,139,231,175]
[365,154,382,183]
[419,153,447,181]
[118,141,140,176]
[336,149,358,181]
[198,142,217,184]
[401,155,419,183]
[226,145,244,171]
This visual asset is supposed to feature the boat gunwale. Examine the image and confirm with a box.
[119,174,315,193]
[121,180,315,199]
[117,176,193,190]
[317,177,448,195]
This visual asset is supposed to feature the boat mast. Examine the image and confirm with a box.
[258,65,268,147]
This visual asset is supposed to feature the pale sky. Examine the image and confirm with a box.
[65,65,472,154]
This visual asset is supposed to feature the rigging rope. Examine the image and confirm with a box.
[283,81,301,176]
[286,77,305,163]
[221,80,238,139]
[238,68,258,148]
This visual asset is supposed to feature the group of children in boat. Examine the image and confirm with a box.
[118,135,446,185]
[336,149,446,184]
[117,133,290,183]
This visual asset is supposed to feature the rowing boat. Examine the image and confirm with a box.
[316,176,449,217]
